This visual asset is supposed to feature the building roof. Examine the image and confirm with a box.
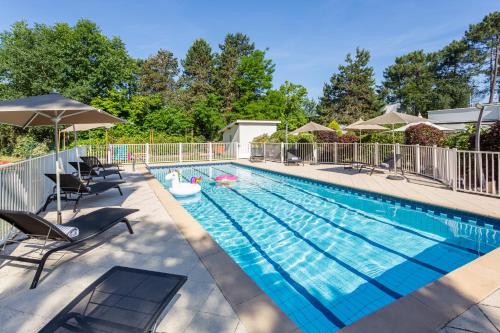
[219,120,281,133]
[428,104,500,124]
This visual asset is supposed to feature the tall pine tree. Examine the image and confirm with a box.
[214,33,255,115]
[138,49,179,102]
[180,38,215,102]
[319,48,382,124]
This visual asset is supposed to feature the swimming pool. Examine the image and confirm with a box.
[151,163,500,333]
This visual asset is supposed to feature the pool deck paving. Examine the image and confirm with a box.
[0,169,255,333]
[0,159,499,333]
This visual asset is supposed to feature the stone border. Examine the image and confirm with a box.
[340,248,500,332]
[142,168,299,333]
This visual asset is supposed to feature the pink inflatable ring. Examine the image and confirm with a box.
[215,175,238,183]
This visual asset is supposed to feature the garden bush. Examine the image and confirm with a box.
[315,131,338,143]
[12,135,49,158]
[404,124,445,146]
[479,120,500,151]
[338,134,359,143]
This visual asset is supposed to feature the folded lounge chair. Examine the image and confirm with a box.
[81,156,121,171]
[41,174,125,213]
[250,146,265,162]
[69,161,122,180]
[0,207,137,289]
[39,266,186,332]
[368,154,404,176]
[285,149,303,166]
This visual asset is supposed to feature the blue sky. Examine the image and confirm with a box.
[0,0,498,99]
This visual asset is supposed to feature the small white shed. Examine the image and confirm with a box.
[219,120,280,158]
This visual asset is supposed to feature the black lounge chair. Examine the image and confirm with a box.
[81,156,121,171]
[69,161,122,180]
[285,149,303,166]
[41,174,125,213]
[38,266,186,332]
[0,208,137,289]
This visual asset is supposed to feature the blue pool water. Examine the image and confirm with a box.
[151,163,500,333]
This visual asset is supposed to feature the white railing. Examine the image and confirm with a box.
[85,142,239,165]
[0,146,85,241]
[249,142,500,198]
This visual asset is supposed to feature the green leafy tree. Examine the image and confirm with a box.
[432,40,474,109]
[144,106,193,136]
[465,12,500,102]
[0,19,135,102]
[180,39,215,102]
[214,33,255,114]
[319,48,382,124]
[381,50,435,115]
[138,49,179,101]
[235,50,275,108]
[192,94,225,140]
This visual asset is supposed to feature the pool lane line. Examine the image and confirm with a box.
[175,172,346,329]
[209,166,448,275]
[192,167,403,300]
[213,164,483,256]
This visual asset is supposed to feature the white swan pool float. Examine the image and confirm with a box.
[165,171,201,197]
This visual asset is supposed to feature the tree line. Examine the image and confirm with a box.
[0,12,498,156]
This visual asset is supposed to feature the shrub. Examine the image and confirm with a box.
[13,135,49,158]
[327,120,342,135]
[362,132,404,144]
[315,131,338,143]
[404,124,445,146]
[252,133,270,143]
[480,120,500,152]
[444,125,475,149]
[338,134,359,143]
[268,130,314,143]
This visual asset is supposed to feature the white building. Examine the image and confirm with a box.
[428,105,500,131]
[219,120,280,158]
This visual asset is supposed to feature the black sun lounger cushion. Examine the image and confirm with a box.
[38,266,187,333]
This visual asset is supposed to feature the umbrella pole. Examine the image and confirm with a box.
[73,126,81,180]
[392,124,395,143]
[54,120,62,224]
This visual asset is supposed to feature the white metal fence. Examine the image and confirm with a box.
[84,142,239,165]
[0,146,85,240]
[251,142,500,198]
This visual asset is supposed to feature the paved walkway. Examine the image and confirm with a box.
[441,289,500,333]
[0,170,248,333]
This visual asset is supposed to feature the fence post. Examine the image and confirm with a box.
[263,143,266,162]
[353,142,358,162]
[145,143,150,164]
[179,143,183,163]
[432,145,437,179]
[415,144,420,174]
[107,144,112,164]
[452,148,458,191]
[334,142,338,164]
[235,143,239,159]
[209,142,213,161]
[374,143,379,166]
[280,142,284,163]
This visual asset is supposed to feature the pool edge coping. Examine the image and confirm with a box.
[141,167,300,333]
